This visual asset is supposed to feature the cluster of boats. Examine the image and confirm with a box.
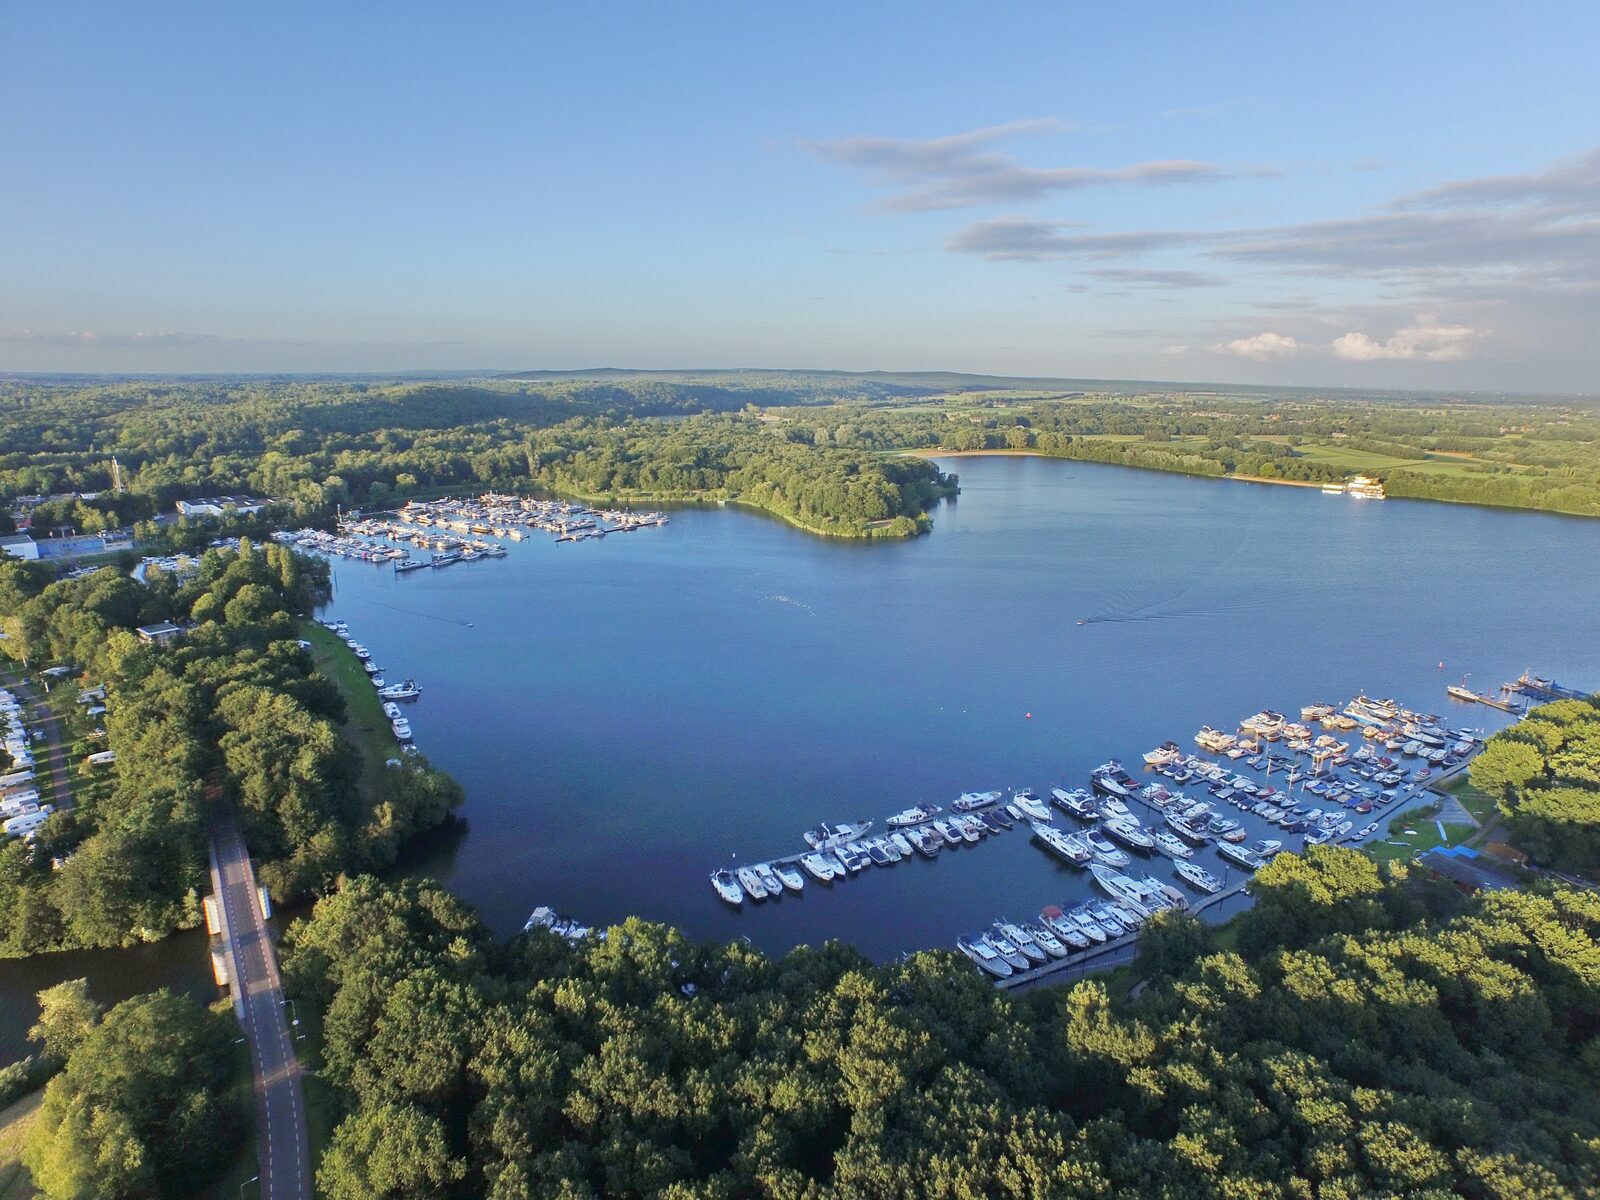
[280,525,507,570]
[275,528,413,564]
[396,494,668,543]
[957,864,1192,978]
[714,686,1491,983]
[317,619,423,745]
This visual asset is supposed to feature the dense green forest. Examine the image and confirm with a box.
[0,377,956,539]
[20,985,243,1199]
[286,850,1600,1199]
[0,543,462,956]
[4,375,1596,542]
[1471,697,1600,870]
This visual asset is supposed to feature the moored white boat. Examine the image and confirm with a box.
[1216,841,1264,870]
[736,865,768,900]
[1102,817,1154,851]
[953,790,1002,812]
[1174,860,1223,894]
[1032,821,1091,866]
[958,935,1013,978]
[710,869,744,905]
[1152,830,1194,859]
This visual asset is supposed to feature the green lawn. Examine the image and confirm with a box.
[1366,812,1478,866]
[301,621,397,813]
[1438,774,1501,825]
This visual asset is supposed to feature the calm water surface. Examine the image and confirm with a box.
[4,457,1598,1057]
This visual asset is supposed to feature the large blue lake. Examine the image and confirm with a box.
[3,455,1598,1057]
[325,456,1600,956]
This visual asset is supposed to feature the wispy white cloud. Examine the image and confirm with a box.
[945,216,1193,261]
[1084,268,1225,289]
[803,120,1249,212]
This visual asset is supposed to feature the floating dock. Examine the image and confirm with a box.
[1506,670,1591,701]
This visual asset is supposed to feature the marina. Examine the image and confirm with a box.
[703,682,1497,985]
[273,493,668,571]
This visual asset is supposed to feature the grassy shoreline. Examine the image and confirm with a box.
[300,622,397,813]
[903,447,1600,517]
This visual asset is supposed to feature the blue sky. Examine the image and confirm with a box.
[3,1,1598,390]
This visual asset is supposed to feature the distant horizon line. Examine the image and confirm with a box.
[0,365,1588,402]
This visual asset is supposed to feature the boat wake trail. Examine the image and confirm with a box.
[1076,539,1281,627]
[766,593,816,617]
[354,597,475,627]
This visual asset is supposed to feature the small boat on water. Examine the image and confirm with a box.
[1012,790,1051,822]
[736,866,768,900]
[953,790,1002,812]
[958,935,1014,978]
[995,921,1047,965]
[1090,762,1136,799]
[984,929,1030,971]
[804,820,873,849]
[523,906,594,941]
[1032,821,1091,866]
[1040,906,1091,949]
[889,832,914,858]
[1102,817,1154,851]
[1144,875,1189,912]
[1174,860,1223,893]
[377,679,422,700]
[1070,904,1112,942]
[800,853,836,882]
[1083,829,1130,868]
[1089,863,1148,908]
[1052,788,1099,820]
[1164,812,1211,845]
[710,870,744,905]
[887,804,941,827]
[1028,922,1070,958]
[1143,741,1183,767]
[1151,830,1194,859]
[1216,842,1264,871]
[772,862,805,892]
[1250,839,1284,859]
[390,717,413,740]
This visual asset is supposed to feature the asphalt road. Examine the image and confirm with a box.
[208,808,311,1200]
